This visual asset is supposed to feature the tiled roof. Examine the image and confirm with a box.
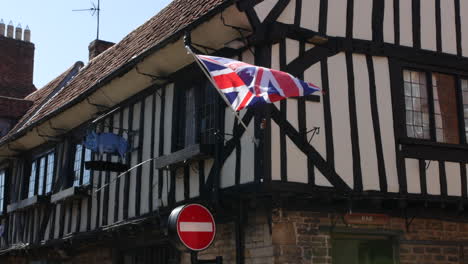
[0,0,230,145]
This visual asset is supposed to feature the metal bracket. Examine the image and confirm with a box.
[7,144,23,153]
[86,98,110,111]
[405,215,416,233]
[305,127,320,144]
[48,120,68,133]
[36,127,60,142]
[184,32,211,55]
[425,160,432,170]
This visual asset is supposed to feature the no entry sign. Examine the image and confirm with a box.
[168,204,216,251]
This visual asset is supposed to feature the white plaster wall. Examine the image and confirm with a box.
[373,57,399,193]
[328,53,353,188]
[353,0,373,40]
[405,158,421,194]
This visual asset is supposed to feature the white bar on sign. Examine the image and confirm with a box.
[179,222,213,232]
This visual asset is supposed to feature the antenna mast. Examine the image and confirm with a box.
[73,0,101,39]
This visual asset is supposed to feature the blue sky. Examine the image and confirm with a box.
[1,0,172,88]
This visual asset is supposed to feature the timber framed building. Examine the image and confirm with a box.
[1,0,468,263]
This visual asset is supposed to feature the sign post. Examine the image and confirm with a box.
[168,204,221,264]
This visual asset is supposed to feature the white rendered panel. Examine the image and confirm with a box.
[383,0,395,44]
[426,160,440,195]
[441,0,457,54]
[91,171,99,228]
[420,0,437,51]
[108,111,120,223]
[154,91,162,160]
[277,0,296,24]
[80,199,88,232]
[446,162,461,196]
[327,0,347,37]
[225,106,235,137]
[189,162,199,198]
[240,121,255,184]
[305,81,332,188]
[128,102,141,218]
[461,0,468,56]
[353,0,373,40]
[152,170,160,210]
[373,57,399,192]
[405,158,421,194]
[399,0,413,47]
[271,120,281,181]
[242,49,255,64]
[205,159,214,182]
[175,168,184,202]
[328,53,353,188]
[71,202,78,234]
[353,55,379,191]
[161,169,169,207]
[286,38,300,64]
[272,43,280,70]
[44,212,51,240]
[221,150,236,188]
[53,205,61,238]
[118,107,130,221]
[286,137,308,183]
[287,99,299,131]
[270,41,280,185]
[301,0,320,31]
[140,95,153,214]
[63,204,70,235]
[164,84,174,155]
[254,0,278,22]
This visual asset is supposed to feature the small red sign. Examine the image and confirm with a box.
[344,213,389,225]
[172,204,216,251]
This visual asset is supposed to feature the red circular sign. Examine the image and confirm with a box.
[175,204,216,251]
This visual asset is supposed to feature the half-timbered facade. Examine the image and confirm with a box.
[2,0,468,263]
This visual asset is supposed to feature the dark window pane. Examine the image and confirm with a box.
[432,73,459,143]
[28,162,37,198]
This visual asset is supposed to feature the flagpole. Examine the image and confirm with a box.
[185,45,259,146]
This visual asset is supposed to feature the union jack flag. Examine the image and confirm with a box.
[197,55,320,111]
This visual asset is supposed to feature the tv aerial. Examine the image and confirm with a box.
[73,0,101,39]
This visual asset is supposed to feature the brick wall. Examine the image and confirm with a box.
[272,208,468,264]
[0,35,35,98]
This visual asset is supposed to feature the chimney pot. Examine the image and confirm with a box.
[6,21,13,38]
[15,24,22,40]
[0,19,5,36]
[24,26,31,42]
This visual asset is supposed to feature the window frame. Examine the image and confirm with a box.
[171,65,221,152]
[401,65,468,146]
[70,142,92,187]
[26,148,56,198]
[0,167,8,215]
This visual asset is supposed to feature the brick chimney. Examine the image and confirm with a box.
[88,39,114,61]
[0,20,36,99]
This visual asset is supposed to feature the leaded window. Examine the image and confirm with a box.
[0,170,5,213]
[28,151,55,198]
[73,144,92,186]
[403,69,466,144]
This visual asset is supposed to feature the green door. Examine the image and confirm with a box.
[332,235,395,264]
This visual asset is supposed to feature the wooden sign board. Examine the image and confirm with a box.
[344,213,389,225]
